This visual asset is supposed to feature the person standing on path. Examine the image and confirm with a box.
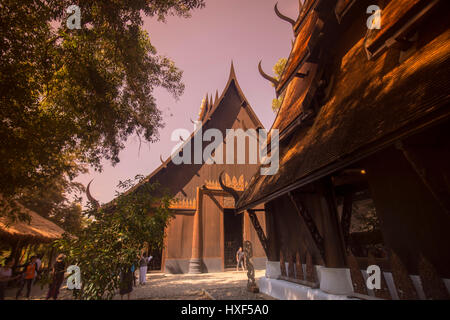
[131,263,136,287]
[34,254,43,284]
[119,265,134,300]
[46,254,66,300]
[236,247,245,272]
[139,253,152,285]
[16,256,38,299]
[0,257,20,300]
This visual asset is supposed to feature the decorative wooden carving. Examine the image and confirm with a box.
[368,253,391,299]
[288,192,325,259]
[295,250,304,280]
[390,250,418,300]
[218,172,241,203]
[244,240,259,293]
[206,174,248,191]
[347,251,367,295]
[306,251,317,283]
[418,253,449,300]
[170,198,197,209]
[247,210,269,257]
[280,250,287,277]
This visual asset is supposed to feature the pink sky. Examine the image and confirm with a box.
[76,0,300,205]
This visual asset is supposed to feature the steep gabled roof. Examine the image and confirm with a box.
[103,63,263,207]
[143,62,263,184]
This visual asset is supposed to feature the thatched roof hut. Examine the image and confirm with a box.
[0,195,66,244]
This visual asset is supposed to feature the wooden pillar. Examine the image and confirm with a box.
[341,191,354,249]
[244,211,252,242]
[188,187,203,273]
[264,201,280,261]
[320,178,347,268]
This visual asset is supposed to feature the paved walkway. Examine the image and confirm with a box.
[4,270,275,300]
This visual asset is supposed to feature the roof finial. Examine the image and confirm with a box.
[258,61,279,87]
[86,179,100,209]
[229,60,237,80]
[274,3,296,27]
[198,96,207,121]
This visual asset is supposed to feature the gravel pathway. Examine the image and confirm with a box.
[4,270,275,300]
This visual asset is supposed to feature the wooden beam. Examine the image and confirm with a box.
[287,192,325,259]
[247,209,269,258]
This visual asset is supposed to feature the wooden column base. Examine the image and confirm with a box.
[188,258,203,274]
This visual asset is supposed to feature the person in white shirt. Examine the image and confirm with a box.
[138,253,153,285]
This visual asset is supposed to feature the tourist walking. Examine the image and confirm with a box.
[46,254,66,300]
[139,253,152,285]
[236,247,245,271]
[34,254,43,284]
[16,256,38,299]
[0,257,20,300]
[119,265,134,300]
[131,262,137,287]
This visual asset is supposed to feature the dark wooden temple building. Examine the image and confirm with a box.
[230,0,450,299]
[137,64,267,274]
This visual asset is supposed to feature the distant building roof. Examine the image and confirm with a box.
[0,195,66,243]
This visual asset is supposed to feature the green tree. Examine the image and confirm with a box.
[0,1,205,218]
[54,175,172,300]
[17,160,86,230]
[271,58,287,113]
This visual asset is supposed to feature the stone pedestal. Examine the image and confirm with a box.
[265,260,281,279]
[317,266,354,295]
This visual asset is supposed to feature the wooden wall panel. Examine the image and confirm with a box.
[365,145,450,277]
[166,214,194,259]
[202,195,222,258]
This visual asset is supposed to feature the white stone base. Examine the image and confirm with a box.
[317,266,354,295]
[259,277,358,300]
[265,261,281,279]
